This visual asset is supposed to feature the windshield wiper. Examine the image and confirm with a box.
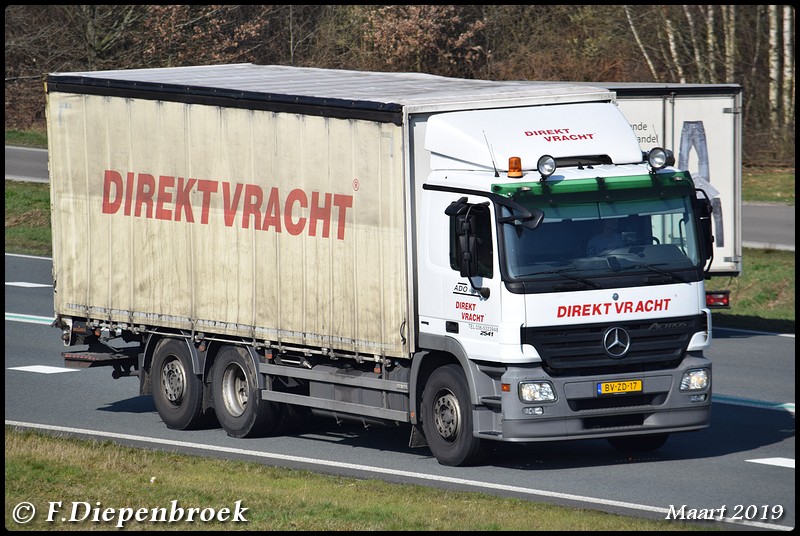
[538,268,602,289]
[610,260,689,283]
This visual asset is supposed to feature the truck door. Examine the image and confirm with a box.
[442,196,502,357]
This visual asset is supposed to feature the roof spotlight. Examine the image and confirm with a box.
[647,147,675,171]
[537,155,556,180]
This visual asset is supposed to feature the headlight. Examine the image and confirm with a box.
[519,381,557,402]
[680,368,710,391]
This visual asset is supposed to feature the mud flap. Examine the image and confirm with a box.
[408,422,428,448]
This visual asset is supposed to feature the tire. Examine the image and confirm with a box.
[211,346,280,438]
[152,338,206,430]
[421,364,488,466]
[607,433,669,453]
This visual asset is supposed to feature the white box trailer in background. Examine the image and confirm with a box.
[537,81,743,307]
[612,84,743,310]
[606,83,742,276]
[47,65,716,466]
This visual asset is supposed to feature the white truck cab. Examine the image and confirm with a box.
[413,100,713,463]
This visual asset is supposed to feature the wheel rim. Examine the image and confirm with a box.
[221,363,248,418]
[161,356,185,405]
[433,389,461,442]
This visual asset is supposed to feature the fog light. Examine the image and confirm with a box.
[519,381,556,402]
[690,394,707,402]
[522,407,544,415]
[680,368,709,391]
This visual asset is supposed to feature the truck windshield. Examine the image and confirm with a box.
[497,181,704,290]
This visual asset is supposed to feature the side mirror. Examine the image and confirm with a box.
[445,196,469,217]
[447,203,490,298]
[693,191,714,262]
[459,233,478,277]
[456,214,478,277]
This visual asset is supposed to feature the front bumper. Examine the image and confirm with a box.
[472,355,711,442]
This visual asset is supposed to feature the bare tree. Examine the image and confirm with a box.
[620,5,794,163]
[781,5,795,133]
[130,6,267,66]
[624,6,659,81]
[722,6,736,83]
[4,5,146,130]
[362,5,485,77]
[705,6,719,84]
[683,6,707,83]
[69,5,144,70]
[768,6,781,136]
[663,9,686,83]
[482,6,642,82]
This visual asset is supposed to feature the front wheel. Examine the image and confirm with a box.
[421,364,488,466]
[211,346,281,438]
[152,338,207,430]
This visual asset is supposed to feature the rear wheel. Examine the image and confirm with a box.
[607,433,669,452]
[421,364,488,466]
[152,338,206,430]
[211,346,281,438]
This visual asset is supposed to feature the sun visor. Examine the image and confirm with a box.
[425,102,643,172]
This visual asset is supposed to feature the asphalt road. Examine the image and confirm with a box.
[742,202,795,251]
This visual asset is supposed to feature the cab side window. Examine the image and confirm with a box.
[449,204,493,278]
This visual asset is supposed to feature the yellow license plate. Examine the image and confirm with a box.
[597,380,642,396]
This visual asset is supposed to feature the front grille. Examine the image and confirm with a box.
[522,315,703,377]
[569,394,663,411]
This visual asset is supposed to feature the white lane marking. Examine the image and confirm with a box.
[746,458,795,469]
[4,420,794,531]
[713,395,795,415]
[6,281,52,288]
[713,327,794,339]
[7,365,77,374]
[5,312,55,325]
[4,253,52,260]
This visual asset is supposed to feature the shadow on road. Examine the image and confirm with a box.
[90,394,794,471]
[97,395,155,414]
[713,315,795,336]
[255,401,795,470]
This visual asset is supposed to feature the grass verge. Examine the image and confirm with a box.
[5,128,48,148]
[5,427,713,531]
[742,166,795,205]
[708,248,795,334]
[5,180,51,256]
